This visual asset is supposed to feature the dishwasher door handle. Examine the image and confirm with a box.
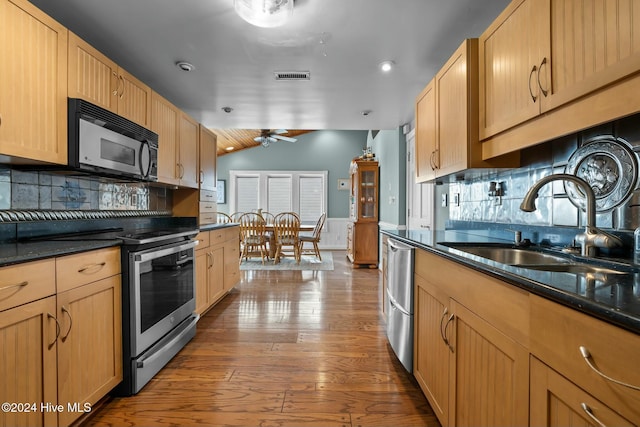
[387,288,411,316]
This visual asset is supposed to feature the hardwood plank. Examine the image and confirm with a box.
[85,250,439,427]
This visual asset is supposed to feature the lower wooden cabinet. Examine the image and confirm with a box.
[413,247,529,427]
[530,357,635,427]
[411,245,640,427]
[195,226,240,315]
[346,222,378,267]
[0,296,58,427]
[56,275,122,427]
[0,247,122,427]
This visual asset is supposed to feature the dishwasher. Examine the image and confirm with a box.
[385,238,415,373]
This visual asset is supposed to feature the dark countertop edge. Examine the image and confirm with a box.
[0,239,122,268]
[381,229,640,335]
[198,222,239,232]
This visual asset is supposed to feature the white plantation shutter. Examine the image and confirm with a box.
[236,176,259,212]
[230,171,327,218]
[299,176,323,222]
[267,176,292,213]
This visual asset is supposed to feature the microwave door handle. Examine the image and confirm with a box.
[139,140,151,178]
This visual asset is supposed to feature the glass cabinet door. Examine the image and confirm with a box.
[360,169,376,219]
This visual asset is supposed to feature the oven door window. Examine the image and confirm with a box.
[137,247,194,333]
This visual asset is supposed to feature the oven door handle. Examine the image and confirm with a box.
[136,314,199,369]
[134,240,198,262]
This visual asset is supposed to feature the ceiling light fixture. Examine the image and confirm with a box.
[221,106,234,113]
[379,60,395,73]
[175,61,195,72]
[225,146,235,151]
[234,0,293,28]
[361,110,372,116]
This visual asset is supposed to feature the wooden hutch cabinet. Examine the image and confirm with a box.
[347,159,379,267]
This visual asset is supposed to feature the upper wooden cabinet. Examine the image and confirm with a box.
[480,0,640,155]
[0,0,68,165]
[152,92,199,189]
[415,39,518,183]
[199,126,217,193]
[68,32,151,129]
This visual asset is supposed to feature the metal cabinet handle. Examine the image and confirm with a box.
[0,280,28,293]
[579,346,640,391]
[0,113,2,127]
[112,71,119,96]
[439,308,449,345]
[177,163,185,179]
[207,252,213,269]
[529,65,538,102]
[580,403,607,427]
[537,57,549,97]
[61,306,73,341]
[444,313,455,352]
[47,313,61,349]
[118,75,125,98]
[78,262,106,273]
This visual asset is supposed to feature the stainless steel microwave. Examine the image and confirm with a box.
[68,98,158,181]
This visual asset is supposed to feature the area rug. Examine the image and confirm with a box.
[240,252,334,271]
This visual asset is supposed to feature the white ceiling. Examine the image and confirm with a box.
[29,0,510,131]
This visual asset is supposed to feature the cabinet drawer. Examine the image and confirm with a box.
[200,189,216,202]
[199,213,216,225]
[199,201,216,212]
[56,247,120,293]
[0,259,56,312]
[530,295,640,424]
[194,231,210,251]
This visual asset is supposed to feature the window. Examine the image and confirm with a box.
[229,170,327,222]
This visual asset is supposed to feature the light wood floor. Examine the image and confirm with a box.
[87,251,440,427]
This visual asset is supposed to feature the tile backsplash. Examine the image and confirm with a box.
[0,167,172,212]
[448,114,640,232]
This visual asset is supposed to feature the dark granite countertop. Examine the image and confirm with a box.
[381,229,640,335]
[0,220,239,267]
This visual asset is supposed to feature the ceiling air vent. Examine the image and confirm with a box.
[274,71,311,81]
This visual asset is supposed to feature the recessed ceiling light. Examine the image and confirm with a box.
[361,110,372,116]
[225,146,235,151]
[175,61,195,72]
[221,107,234,113]
[379,60,395,73]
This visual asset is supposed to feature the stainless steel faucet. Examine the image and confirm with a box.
[519,174,623,257]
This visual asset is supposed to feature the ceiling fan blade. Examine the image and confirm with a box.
[272,134,297,142]
[273,129,289,135]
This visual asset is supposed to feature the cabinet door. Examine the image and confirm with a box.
[199,126,218,192]
[541,0,640,113]
[0,0,68,164]
[116,67,151,129]
[436,40,475,177]
[415,79,437,183]
[357,165,378,221]
[68,31,118,112]
[414,275,451,426]
[195,249,209,315]
[56,276,122,427]
[479,0,546,139]
[223,233,240,291]
[152,92,180,186]
[208,247,225,304]
[0,296,58,427]
[449,300,529,427]
[178,113,199,189]
[530,357,635,427]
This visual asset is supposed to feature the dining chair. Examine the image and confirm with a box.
[238,212,268,264]
[260,211,275,225]
[230,212,244,222]
[299,212,326,261]
[216,212,232,224]
[273,212,301,264]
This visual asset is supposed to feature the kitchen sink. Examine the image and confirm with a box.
[441,244,571,265]
[515,264,626,275]
[439,242,634,276]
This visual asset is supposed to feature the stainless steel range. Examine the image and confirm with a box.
[114,228,199,395]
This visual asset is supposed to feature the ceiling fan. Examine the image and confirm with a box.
[255,129,297,147]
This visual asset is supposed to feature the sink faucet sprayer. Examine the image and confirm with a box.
[519,174,622,257]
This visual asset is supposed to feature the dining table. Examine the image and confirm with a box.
[264,223,315,260]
